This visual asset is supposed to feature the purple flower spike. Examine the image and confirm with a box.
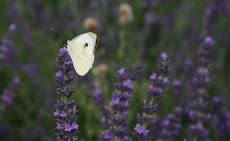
[135,53,171,140]
[0,23,16,62]
[213,96,230,140]
[205,0,227,25]
[188,35,215,140]
[157,106,184,140]
[101,62,143,141]
[54,47,79,140]
[0,76,20,114]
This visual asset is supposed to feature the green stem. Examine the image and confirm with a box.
[117,26,126,60]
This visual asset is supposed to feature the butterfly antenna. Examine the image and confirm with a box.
[50,28,68,40]
[69,27,78,39]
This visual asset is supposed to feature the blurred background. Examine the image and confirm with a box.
[0,0,230,141]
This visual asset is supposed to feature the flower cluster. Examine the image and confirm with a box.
[205,0,227,24]
[134,53,171,140]
[101,62,143,141]
[212,96,230,140]
[54,48,79,141]
[172,79,182,96]
[127,61,143,81]
[0,23,16,63]
[156,106,183,141]
[140,0,158,9]
[92,89,110,129]
[144,13,155,26]
[188,36,214,140]
[0,77,20,114]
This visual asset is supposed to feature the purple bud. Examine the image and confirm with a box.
[161,53,167,60]
[150,73,157,80]
[9,23,16,31]
[118,68,125,75]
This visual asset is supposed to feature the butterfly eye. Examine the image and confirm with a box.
[85,43,88,47]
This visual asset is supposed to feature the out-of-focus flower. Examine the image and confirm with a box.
[172,79,182,95]
[188,36,215,140]
[0,121,14,141]
[135,53,171,140]
[140,0,158,8]
[205,0,227,25]
[0,23,16,62]
[144,13,155,26]
[213,96,230,140]
[0,77,20,113]
[89,1,100,10]
[128,61,143,81]
[93,63,108,75]
[92,89,110,129]
[172,79,188,105]
[83,17,98,32]
[119,3,134,25]
[54,48,79,140]
[6,2,38,80]
[157,106,183,140]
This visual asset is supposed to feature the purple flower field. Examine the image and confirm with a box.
[0,0,230,141]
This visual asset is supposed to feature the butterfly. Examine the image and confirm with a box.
[66,32,98,76]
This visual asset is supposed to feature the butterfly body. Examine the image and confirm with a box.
[66,32,98,76]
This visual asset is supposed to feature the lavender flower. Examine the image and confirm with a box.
[101,62,143,141]
[172,79,189,107]
[134,53,171,140]
[140,0,158,8]
[101,68,132,141]
[128,61,143,81]
[0,77,20,114]
[92,89,110,129]
[156,106,183,141]
[54,48,79,141]
[212,96,230,141]
[205,0,227,25]
[7,1,38,79]
[172,79,182,97]
[0,23,16,63]
[188,36,214,140]
[144,13,155,26]
[89,1,100,10]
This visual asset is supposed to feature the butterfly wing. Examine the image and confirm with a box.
[67,42,95,76]
[71,32,98,54]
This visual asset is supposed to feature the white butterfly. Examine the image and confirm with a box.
[66,32,98,76]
